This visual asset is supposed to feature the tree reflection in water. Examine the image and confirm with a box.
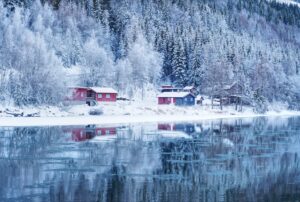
[0,117,299,201]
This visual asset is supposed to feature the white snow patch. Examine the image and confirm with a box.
[88,87,117,94]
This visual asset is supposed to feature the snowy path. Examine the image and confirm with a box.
[0,111,299,127]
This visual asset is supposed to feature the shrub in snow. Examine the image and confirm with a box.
[252,90,268,114]
[89,107,103,116]
[288,93,300,110]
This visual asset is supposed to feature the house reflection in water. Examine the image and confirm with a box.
[63,125,117,142]
[158,123,196,135]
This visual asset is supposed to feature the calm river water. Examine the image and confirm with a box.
[0,116,300,202]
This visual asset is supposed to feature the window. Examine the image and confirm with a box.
[106,130,110,134]
[81,92,84,97]
[98,93,102,98]
[106,94,111,98]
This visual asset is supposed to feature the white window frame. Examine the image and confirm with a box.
[98,93,102,98]
[106,94,111,98]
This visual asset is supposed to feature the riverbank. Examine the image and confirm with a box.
[0,103,299,126]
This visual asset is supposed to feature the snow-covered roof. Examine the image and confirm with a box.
[183,86,194,90]
[158,92,194,98]
[89,87,118,94]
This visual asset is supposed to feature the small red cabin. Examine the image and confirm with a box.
[88,87,117,102]
[68,87,118,103]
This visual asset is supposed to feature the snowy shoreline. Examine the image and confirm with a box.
[0,110,299,127]
[1,101,300,127]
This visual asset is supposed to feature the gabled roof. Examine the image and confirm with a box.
[158,92,195,98]
[183,86,194,90]
[89,87,118,94]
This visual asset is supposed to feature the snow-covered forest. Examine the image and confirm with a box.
[0,0,299,110]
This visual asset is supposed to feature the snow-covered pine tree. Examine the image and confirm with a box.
[172,37,188,86]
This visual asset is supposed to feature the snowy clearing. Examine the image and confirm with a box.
[0,107,299,127]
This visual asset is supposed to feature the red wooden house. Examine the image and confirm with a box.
[87,87,118,102]
[68,87,118,104]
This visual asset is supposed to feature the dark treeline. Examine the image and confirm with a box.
[0,0,299,110]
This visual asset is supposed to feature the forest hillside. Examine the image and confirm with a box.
[0,0,299,111]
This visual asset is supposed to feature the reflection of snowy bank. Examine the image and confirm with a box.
[89,135,117,142]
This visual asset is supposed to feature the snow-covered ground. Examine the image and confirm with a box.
[0,101,299,126]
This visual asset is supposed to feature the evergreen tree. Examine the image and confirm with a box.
[172,38,188,86]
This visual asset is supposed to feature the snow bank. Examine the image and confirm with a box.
[0,108,299,127]
[0,101,299,126]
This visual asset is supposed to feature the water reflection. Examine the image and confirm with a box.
[0,117,299,201]
[63,125,117,142]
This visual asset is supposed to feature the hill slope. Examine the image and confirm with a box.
[0,0,299,111]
